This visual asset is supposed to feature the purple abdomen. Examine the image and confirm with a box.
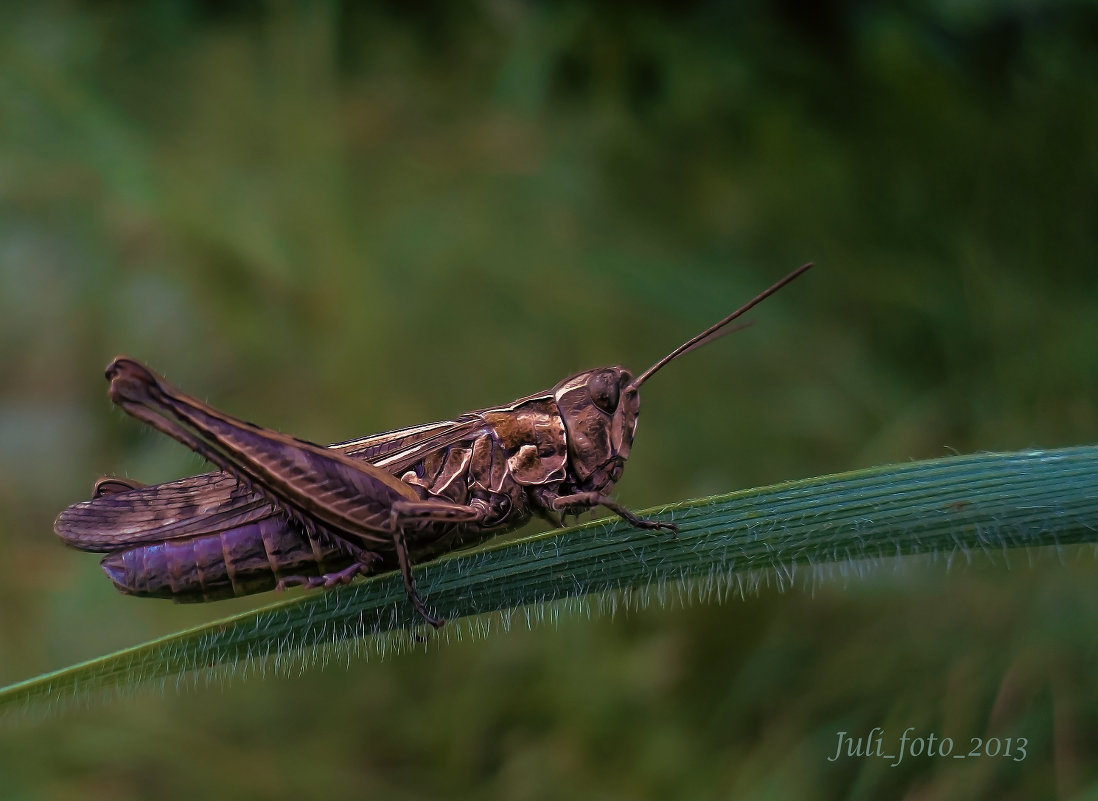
[100,517,354,602]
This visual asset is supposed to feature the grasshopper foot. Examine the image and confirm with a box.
[630,517,679,538]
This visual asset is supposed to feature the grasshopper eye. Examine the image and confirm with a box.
[587,370,620,413]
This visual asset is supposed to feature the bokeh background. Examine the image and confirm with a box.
[2,2,1097,798]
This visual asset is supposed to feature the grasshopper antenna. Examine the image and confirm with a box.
[629,262,814,390]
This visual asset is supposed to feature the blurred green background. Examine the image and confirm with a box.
[1,1,1097,798]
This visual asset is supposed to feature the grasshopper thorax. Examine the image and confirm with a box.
[553,367,638,493]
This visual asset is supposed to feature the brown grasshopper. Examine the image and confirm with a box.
[55,264,813,627]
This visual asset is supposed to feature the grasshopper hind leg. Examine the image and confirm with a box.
[276,537,383,593]
[276,560,376,592]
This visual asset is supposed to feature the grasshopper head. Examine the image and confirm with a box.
[554,264,815,496]
[554,367,639,493]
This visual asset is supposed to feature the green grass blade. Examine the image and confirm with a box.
[4,445,1098,714]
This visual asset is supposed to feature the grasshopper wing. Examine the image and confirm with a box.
[56,359,490,552]
[100,357,423,547]
[55,417,485,550]
[55,471,271,552]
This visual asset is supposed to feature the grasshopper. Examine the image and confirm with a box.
[55,264,812,627]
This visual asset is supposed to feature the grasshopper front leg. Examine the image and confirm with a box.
[537,490,678,535]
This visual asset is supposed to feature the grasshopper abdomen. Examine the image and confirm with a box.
[100,518,354,602]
